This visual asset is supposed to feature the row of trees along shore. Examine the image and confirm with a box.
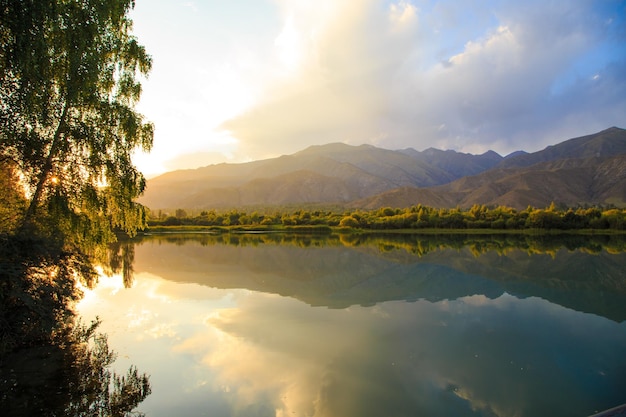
[148,203,626,231]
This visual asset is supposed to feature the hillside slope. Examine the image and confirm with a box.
[139,127,626,210]
[499,127,626,168]
[141,142,501,209]
[353,154,626,210]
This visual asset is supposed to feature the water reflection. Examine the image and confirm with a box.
[78,233,626,417]
[131,232,626,321]
[0,235,150,416]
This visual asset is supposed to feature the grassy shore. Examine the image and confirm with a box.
[141,224,626,235]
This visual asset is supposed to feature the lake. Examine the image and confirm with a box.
[78,233,626,417]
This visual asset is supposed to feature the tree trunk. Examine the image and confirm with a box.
[21,103,69,229]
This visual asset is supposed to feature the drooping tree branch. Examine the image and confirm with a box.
[2,0,153,243]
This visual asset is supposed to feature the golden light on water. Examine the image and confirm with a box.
[77,268,125,308]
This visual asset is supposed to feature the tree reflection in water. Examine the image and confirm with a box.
[0,234,150,416]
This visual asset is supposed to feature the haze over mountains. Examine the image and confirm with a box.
[139,127,626,211]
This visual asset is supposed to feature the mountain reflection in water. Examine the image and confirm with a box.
[79,233,626,417]
[131,232,626,321]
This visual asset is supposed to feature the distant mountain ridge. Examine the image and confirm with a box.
[499,126,626,168]
[139,127,626,210]
[399,147,503,179]
[354,127,626,209]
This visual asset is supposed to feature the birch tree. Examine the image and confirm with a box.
[0,0,153,241]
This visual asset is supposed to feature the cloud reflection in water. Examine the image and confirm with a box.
[78,238,626,417]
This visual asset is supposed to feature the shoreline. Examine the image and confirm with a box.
[139,225,626,236]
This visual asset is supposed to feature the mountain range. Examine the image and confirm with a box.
[139,127,626,210]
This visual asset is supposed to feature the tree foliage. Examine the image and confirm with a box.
[0,160,26,232]
[1,0,153,242]
[0,2,152,414]
[147,204,626,231]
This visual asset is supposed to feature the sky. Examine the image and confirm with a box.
[129,0,626,177]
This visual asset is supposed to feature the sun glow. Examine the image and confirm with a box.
[77,269,125,308]
[275,14,303,73]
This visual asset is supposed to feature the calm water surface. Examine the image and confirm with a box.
[78,234,626,417]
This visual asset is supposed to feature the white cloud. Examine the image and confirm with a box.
[221,0,424,157]
[131,0,626,174]
[220,0,625,158]
[389,1,418,28]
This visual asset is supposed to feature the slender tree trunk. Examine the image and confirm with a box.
[21,103,69,229]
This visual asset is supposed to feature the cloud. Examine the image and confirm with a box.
[221,0,626,158]
[415,0,624,152]
[221,0,423,156]
[163,149,239,171]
